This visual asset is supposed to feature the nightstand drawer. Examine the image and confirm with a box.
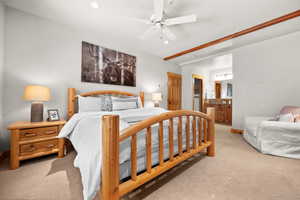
[19,126,58,141]
[19,139,58,156]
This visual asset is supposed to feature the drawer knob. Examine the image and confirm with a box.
[26,145,36,152]
[24,133,37,137]
[46,144,55,148]
[45,131,56,135]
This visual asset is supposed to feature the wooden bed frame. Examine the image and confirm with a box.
[67,88,215,200]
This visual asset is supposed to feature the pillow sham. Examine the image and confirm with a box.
[100,95,112,112]
[280,106,300,116]
[112,101,138,111]
[279,113,294,122]
[118,96,143,108]
[78,95,102,113]
[294,114,300,123]
[111,96,139,111]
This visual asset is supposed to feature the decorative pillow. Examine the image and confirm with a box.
[111,96,139,111]
[280,106,300,116]
[294,114,300,123]
[78,95,102,113]
[269,115,280,121]
[119,96,143,108]
[100,95,112,111]
[279,113,294,122]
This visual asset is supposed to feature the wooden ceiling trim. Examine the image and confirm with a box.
[163,9,300,61]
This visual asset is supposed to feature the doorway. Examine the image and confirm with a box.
[192,74,204,112]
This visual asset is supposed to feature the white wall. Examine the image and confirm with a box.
[233,30,300,129]
[0,2,5,148]
[1,7,180,150]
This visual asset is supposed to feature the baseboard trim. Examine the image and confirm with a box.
[0,150,10,164]
[230,128,244,134]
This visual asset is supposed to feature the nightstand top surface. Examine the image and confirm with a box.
[8,120,66,130]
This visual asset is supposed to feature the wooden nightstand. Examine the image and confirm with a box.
[7,120,66,170]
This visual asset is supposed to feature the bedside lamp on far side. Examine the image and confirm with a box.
[152,93,162,107]
[23,85,51,122]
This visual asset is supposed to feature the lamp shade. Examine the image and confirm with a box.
[23,85,51,102]
[152,93,162,102]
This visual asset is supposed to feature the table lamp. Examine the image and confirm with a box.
[152,93,162,107]
[23,85,51,122]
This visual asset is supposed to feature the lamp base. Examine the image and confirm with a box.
[31,103,44,122]
[154,102,160,107]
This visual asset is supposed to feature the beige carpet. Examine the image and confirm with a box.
[0,125,300,200]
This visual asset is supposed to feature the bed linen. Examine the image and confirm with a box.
[58,107,197,200]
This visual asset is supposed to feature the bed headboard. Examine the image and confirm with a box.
[67,88,145,120]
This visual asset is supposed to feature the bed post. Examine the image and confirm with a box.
[101,115,120,200]
[139,92,145,107]
[207,107,215,157]
[68,88,76,120]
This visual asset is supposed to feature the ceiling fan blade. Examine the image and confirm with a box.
[128,18,151,25]
[154,0,164,21]
[139,26,159,40]
[162,27,176,40]
[164,14,197,26]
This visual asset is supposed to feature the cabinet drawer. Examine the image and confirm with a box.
[20,126,58,141]
[20,139,58,156]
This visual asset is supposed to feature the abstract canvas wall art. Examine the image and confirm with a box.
[81,41,136,87]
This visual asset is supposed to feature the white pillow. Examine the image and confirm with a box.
[112,101,138,111]
[279,113,294,122]
[116,96,143,108]
[78,95,102,113]
[111,96,139,111]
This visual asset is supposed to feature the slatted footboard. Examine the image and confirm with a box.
[101,108,215,200]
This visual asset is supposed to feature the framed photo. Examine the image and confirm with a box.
[81,41,136,87]
[47,109,60,121]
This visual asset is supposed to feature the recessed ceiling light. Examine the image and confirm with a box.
[90,0,100,9]
[164,40,169,44]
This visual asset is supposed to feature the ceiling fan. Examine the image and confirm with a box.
[137,0,197,44]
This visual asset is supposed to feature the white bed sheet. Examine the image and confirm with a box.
[58,107,177,200]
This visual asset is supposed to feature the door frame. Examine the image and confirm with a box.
[192,74,205,112]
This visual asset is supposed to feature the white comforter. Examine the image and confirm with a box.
[58,107,167,200]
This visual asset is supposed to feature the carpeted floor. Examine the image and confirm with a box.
[0,125,300,200]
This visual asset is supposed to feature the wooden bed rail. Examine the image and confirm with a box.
[101,108,215,200]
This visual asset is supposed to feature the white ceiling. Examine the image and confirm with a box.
[2,0,300,64]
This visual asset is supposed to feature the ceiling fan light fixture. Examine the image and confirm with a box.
[137,0,196,43]
[90,0,100,9]
[168,0,175,5]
